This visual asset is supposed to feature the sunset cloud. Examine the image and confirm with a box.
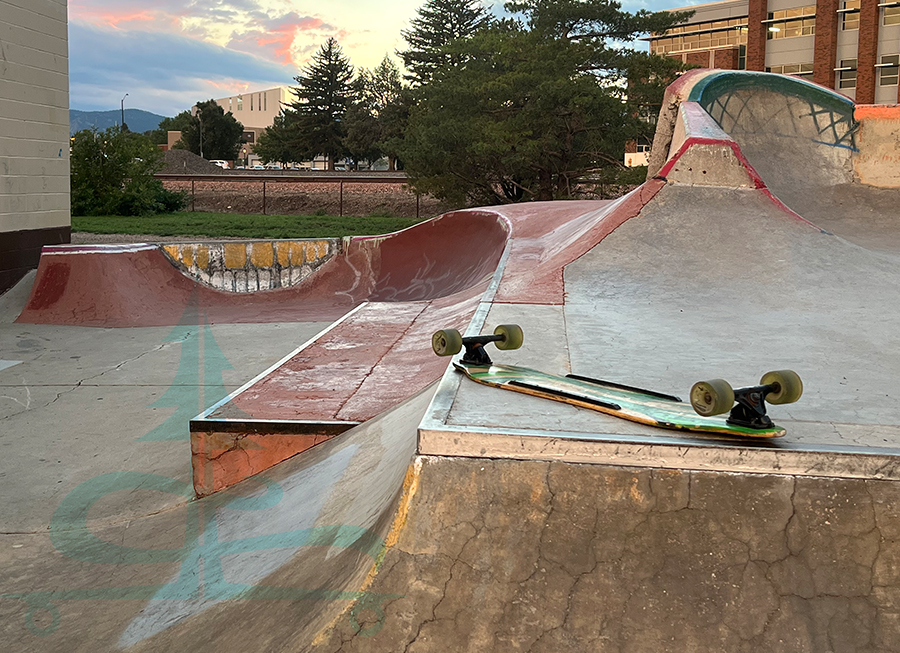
[67,0,664,117]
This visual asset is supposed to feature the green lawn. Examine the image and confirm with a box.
[72,212,426,239]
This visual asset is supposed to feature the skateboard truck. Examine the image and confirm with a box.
[691,370,803,429]
[431,325,524,365]
[459,334,503,365]
[727,384,776,429]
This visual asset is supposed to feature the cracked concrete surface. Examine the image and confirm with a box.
[311,457,900,652]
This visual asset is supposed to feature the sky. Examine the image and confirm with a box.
[68,0,680,118]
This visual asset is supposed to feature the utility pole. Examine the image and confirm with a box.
[120,93,129,131]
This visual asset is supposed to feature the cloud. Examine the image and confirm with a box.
[69,21,297,115]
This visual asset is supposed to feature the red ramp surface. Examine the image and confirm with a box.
[17,210,510,328]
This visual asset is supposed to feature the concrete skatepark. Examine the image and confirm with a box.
[3,69,900,651]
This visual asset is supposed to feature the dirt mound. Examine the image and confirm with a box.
[160,149,227,175]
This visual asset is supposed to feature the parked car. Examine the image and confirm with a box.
[251,165,265,169]
[210,160,230,169]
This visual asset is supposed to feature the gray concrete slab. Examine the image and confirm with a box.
[421,184,900,479]
[0,276,330,532]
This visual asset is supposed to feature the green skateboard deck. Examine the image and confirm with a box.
[453,360,786,438]
[432,325,801,439]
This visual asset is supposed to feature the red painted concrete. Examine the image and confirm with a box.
[17,211,509,327]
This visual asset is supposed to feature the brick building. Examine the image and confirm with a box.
[647,0,900,104]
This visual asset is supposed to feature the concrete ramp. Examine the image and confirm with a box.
[16,210,510,328]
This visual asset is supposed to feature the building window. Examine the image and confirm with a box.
[649,18,747,54]
[880,54,900,86]
[841,0,860,30]
[766,5,816,39]
[250,95,253,111]
[264,92,267,112]
[885,6,900,26]
[767,63,814,76]
[838,59,858,89]
[237,97,243,111]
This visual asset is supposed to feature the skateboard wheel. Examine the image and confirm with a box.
[432,329,463,356]
[760,370,803,404]
[493,324,523,350]
[690,379,735,416]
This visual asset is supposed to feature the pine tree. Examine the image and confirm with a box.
[399,0,491,85]
[289,37,354,170]
[345,56,408,168]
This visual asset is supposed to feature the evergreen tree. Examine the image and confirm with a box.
[400,1,692,205]
[289,37,354,170]
[344,55,409,169]
[176,99,245,160]
[399,0,491,85]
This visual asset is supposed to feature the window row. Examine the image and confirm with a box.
[651,29,747,54]
[768,5,817,21]
[656,18,748,36]
[766,63,814,76]
[837,55,900,88]
[767,18,816,39]
[228,94,269,112]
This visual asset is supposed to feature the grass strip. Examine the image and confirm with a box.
[72,212,426,239]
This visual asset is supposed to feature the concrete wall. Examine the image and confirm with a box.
[0,0,71,293]
[853,104,900,187]
[313,456,900,652]
[160,239,340,293]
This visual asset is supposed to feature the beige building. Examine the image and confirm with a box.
[211,87,291,163]
[1,0,71,292]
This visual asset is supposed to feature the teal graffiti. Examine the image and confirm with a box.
[139,320,235,441]
[3,471,399,637]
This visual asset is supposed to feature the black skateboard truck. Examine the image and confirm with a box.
[432,325,525,365]
[690,370,803,429]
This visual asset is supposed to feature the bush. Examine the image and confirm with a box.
[71,126,188,216]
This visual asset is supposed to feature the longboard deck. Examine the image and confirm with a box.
[454,361,785,438]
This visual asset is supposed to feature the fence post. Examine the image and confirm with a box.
[416,193,420,220]
[339,180,343,217]
[263,181,266,215]
[191,180,195,212]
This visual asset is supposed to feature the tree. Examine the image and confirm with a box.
[176,100,244,160]
[288,37,354,170]
[70,126,186,216]
[344,55,410,169]
[400,1,692,205]
[145,110,194,145]
[254,110,299,166]
[399,0,492,85]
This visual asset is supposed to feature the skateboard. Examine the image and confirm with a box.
[431,325,803,438]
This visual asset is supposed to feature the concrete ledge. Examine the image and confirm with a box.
[190,420,359,498]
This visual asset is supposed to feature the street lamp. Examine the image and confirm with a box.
[120,93,128,131]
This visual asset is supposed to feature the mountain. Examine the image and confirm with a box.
[69,109,169,135]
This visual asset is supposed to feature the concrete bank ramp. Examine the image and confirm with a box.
[652,69,900,253]
[0,384,433,652]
